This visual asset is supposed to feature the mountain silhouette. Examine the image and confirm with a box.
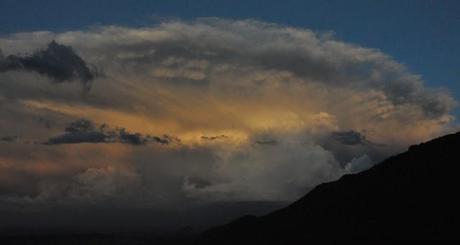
[196,132,460,244]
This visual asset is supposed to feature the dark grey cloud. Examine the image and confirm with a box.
[315,130,392,169]
[118,128,147,145]
[201,135,228,141]
[331,130,369,145]
[150,135,181,144]
[1,136,17,142]
[45,118,180,146]
[46,131,107,145]
[0,41,97,90]
[46,119,107,144]
[330,130,386,147]
[65,118,96,133]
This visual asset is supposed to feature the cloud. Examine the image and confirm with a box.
[201,135,229,141]
[46,131,108,145]
[1,165,139,205]
[0,40,97,91]
[0,20,454,146]
[58,18,452,119]
[65,118,96,133]
[0,19,457,228]
[255,139,278,145]
[343,154,373,174]
[44,118,180,145]
[331,130,371,145]
[117,128,147,145]
[1,136,17,142]
[45,118,107,144]
[183,134,341,202]
[74,166,139,201]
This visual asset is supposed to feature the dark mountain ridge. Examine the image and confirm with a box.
[196,131,460,244]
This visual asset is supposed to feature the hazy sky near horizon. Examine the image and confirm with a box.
[0,1,459,228]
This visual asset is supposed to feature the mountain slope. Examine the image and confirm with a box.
[196,132,460,244]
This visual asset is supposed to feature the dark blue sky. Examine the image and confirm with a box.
[1,0,459,115]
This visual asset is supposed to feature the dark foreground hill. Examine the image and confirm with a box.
[196,132,460,244]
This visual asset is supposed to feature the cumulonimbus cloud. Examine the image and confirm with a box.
[0,18,457,216]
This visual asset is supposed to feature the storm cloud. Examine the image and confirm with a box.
[0,40,97,90]
[0,19,457,229]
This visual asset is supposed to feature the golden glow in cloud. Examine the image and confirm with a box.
[0,19,456,206]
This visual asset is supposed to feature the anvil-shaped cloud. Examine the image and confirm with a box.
[0,18,456,228]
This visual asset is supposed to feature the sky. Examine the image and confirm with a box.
[0,0,459,230]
